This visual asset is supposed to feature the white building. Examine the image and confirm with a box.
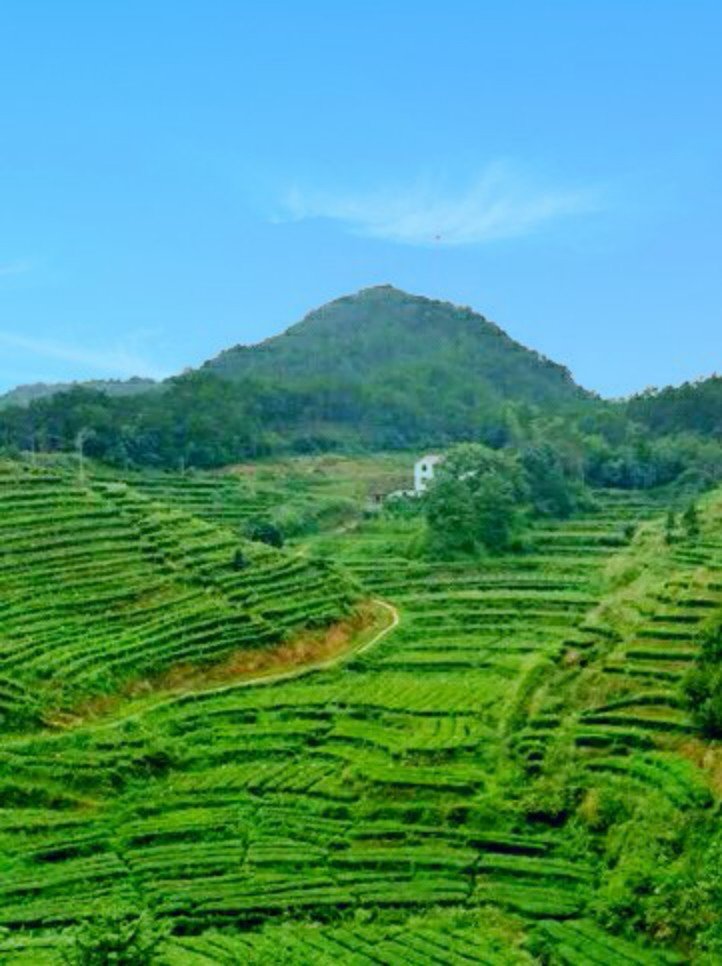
[384,453,444,503]
[413,454,443,494]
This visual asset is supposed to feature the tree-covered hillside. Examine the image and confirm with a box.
[204,284,588,409]
[0,287,719,477]
[627,376,722,438]
[0,287,594,466]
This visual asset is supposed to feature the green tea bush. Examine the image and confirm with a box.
[62,913,169,965]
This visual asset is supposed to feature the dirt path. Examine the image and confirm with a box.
[55,599,399,733]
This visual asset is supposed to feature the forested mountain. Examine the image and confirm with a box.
[204,285,588,406]
[0,287,594,466]
[0,286,719,475]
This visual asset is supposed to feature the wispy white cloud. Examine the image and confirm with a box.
[278,163,599,246]
[0,259,32,278]
[0,331,168,380]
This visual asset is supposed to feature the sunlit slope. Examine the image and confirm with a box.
[0,467,717,961]
[0,461,359,719]
[0,488,665,949]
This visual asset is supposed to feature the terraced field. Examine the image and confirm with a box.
[0,460,360,716]
[519,496,722,813]
[90,453,410,536]
[0,459,718,963]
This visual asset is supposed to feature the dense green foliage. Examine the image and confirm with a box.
[61,914,168,966]
[627,376,722,439]
[0,286,592,467]
[242,517,285,548]
[423,442,583,556]
[424,444,527,555]
[203,285,587,447]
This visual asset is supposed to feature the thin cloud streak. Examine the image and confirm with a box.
[279,163,600,246]
[0,331,168,380]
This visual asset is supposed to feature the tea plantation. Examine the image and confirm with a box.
[0,459,361,718]
[0,456,719,963]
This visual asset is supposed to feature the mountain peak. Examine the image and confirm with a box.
[305,285,487,329]
[354,283,408,298]
[203,287,587,422]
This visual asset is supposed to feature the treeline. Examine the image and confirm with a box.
[0,369,579,468]
[626,376,722,438]
[1,372,721,498]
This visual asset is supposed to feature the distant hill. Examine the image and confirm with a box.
[626,375,722,439]
[0,376,159,409]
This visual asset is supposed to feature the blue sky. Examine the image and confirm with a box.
[1,1,720,397]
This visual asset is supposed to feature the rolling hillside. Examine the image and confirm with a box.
[0,377,158,410]
[0,455,719,962]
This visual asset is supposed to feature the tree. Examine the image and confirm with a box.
[425,477,477,556]
[682,502,700,540]
[232,548,250,570]
[665,509,677,545]
[424,443,524,556]
[471,472,522,552]
[520,443,576,518]
[242,518,284,548]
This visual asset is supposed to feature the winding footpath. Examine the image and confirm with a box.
[58,599,399,733]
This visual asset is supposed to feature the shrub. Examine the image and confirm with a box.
[683,616,722,737]
[682,502,700,540]
[242,517,284,548]
[61,913,169,965]
[232,548,249,570]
